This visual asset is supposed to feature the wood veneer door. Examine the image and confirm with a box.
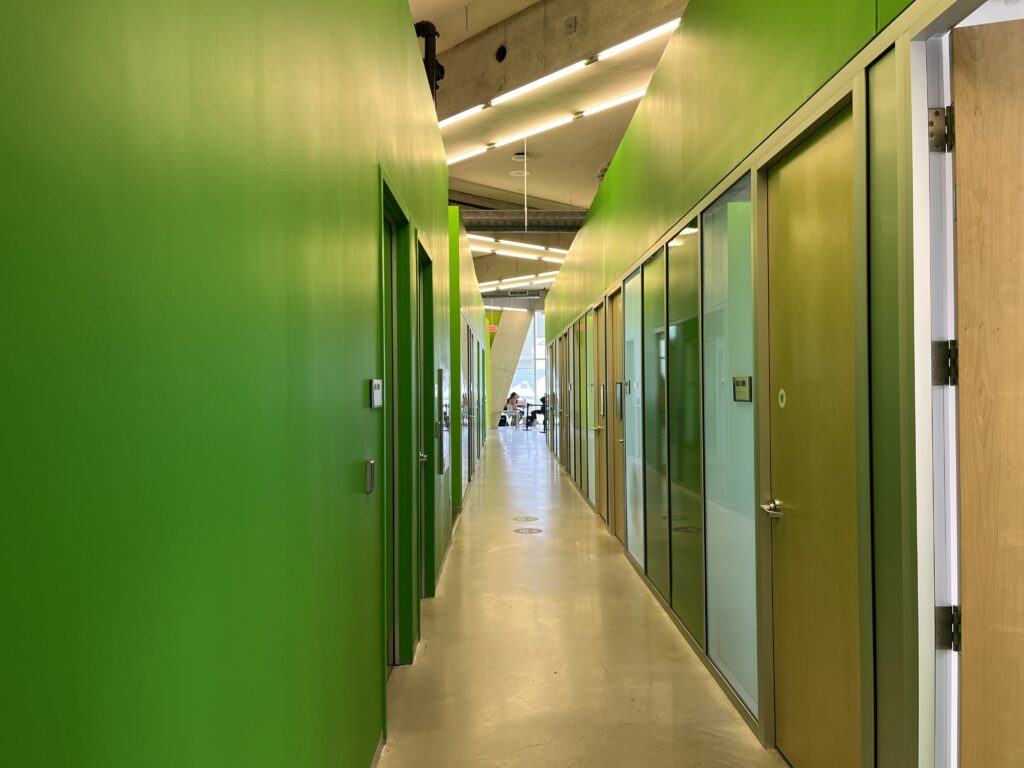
[767,107,862,768]
[608,289,626,543]
[952,19,1024,766]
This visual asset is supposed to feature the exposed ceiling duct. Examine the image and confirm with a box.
[461,209,586,232]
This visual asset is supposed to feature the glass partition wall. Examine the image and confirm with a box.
[643,251,670,600]
[623,271,645,568]
[668,221,705,644]
[701,177,757,714]
[548,174,756,720]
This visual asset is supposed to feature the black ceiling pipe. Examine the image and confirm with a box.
[414,21,443,103]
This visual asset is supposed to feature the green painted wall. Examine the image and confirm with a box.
[449,207,486,511]
[548,0,890,335]
[878,0,915,28]
[544,1,920,763]
[2,2,449,766]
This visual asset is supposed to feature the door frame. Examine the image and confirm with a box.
[381,174,422,672]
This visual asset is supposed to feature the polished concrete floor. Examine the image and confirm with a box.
[379,428,784,768]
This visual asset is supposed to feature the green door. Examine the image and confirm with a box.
[767,107,864,768]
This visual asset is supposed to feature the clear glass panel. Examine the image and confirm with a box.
[624,271,645,568]
[668,220,705,643]
[586,310,597,503]
[643,250,670,599]
[702,175,757,715]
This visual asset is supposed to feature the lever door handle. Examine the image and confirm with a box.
[760,499,783,519]
[419,452,428,464]
[594,426,605,433]
[618,438,625,444]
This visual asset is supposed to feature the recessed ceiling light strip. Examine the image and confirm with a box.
[438,18,681,130]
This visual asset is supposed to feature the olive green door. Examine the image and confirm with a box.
[594,302,608,522]
[767,107,863,768]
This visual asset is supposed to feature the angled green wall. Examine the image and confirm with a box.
[2,1,449,765]
[547,0,909,334]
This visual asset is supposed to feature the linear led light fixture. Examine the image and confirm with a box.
[501,274,537,282]
[495,249,542,261]
[499,282,533,290]
[479,280,501,287]
[485,305,529,312]
[582,88,647,117]
[469,234,497,243]
[491,61,588,106]
[439,19,680,129]
[448,146,488,166]
[597,18,681,61]
[448,88,652,164]
[532,278,556,285]
[538,270,561,277]
[494,116,575,148]
[439,104,485,129]
[542,256,564,264]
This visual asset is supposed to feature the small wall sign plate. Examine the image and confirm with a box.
[732,376,753,403]
[370,379,384,409]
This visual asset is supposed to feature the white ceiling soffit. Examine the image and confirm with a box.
[443,32,666,207]
[409,0,543,54]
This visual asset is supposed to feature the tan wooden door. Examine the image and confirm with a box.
[952,19,1024,766]
[594,302,608,522]
[608,289,626,543]
[767,107,863,768]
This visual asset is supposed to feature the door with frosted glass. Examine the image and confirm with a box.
[623,271,645,568]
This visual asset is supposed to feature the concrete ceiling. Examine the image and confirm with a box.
[409,0,543,54]
[409,0,684,287]
[442,33,666,208]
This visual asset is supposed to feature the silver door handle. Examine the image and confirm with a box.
[419,452,428,463]
[760,499,783,519]
[618,438,625,444]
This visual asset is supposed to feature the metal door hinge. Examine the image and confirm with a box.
[936,605,961,652]
[928,105,955,153]
[932,340,959,386]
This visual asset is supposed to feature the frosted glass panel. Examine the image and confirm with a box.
[702,177,758,715]
[624,272,645,568]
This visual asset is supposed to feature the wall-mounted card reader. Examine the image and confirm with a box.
[733,376,753,403]
[370,379,384,409]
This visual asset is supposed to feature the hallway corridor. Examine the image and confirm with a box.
[379,429,783,768]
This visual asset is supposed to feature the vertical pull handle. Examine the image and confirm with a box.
[366,460,376,495]
[599,384,606,418]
